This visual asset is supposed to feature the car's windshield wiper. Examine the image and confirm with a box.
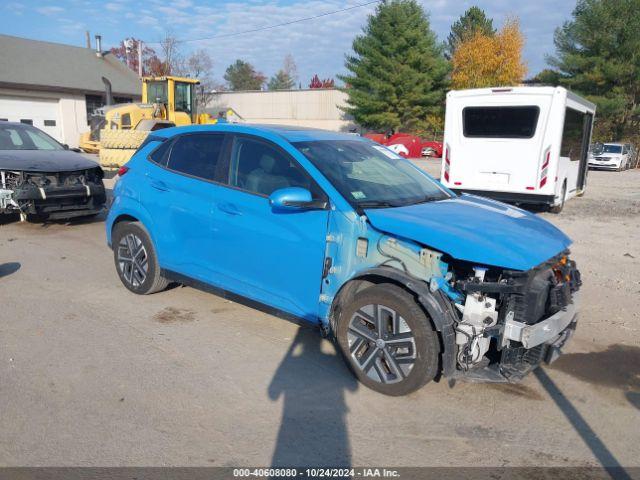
[356,200,401,209]
[409,194,446,205]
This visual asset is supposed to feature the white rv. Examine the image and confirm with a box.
[441,86,596,212]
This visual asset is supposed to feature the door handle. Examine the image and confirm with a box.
[150,179,169,191]
[218,202,242,216]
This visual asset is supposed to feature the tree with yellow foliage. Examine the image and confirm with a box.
[451,18,527,89]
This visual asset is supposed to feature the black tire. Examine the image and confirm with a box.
[112,221,168,295]
[550,182,567,214]
[336,283,440,396]
[26,213,48,223]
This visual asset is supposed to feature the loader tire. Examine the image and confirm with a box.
[99,129,149,149]
[99,148,137,169]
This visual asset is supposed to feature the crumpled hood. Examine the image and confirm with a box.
[365,194,571,271]
[0,150,100,172]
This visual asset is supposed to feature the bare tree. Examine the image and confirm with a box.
[185,49,216,107]
[283,54,298,85]
[158,32,183,75]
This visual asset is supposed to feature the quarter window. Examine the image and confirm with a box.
[148,140,172,166]
[229,137,318,197]
[166,134,224,181]
[463,106,540,138]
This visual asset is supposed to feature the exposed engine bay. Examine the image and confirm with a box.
[449,254,581,381]
[0,168,106,220]
[356,235,581,383]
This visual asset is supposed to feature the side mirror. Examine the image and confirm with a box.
[62,144,70,150]
[269,187,327,211]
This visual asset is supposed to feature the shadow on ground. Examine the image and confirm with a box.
[0,262,20,279]
[268,327,358,468]
[549,344,640,391]
[536,369,632,480]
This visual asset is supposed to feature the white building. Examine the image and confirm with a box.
[0,34,141,147]
[207,88,356,132]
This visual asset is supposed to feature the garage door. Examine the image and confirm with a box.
[0,95,62,142]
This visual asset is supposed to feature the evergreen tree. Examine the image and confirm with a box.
[446,6,495,58]
[340,0,449,133]
[550,0,640,140]
[268,55,297,90]
[528,69,563,86]
[224,60,266,91]
[268,70,296,90]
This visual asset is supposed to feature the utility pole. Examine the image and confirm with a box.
[138,40,143,77]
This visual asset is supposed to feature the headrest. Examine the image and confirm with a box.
[259,154,276,172]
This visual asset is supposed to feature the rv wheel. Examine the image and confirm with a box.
[550,182,567,214]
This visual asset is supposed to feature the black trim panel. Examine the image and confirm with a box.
[161,269,309,328]
[453,189,555,205]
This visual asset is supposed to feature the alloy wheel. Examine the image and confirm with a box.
[117,233,149,288]
[347,304,417,384]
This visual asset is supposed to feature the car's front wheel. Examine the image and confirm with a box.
[112,221,169,295]
[336,283,440,396]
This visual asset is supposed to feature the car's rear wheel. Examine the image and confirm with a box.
[336,284,440,396]
[112,221,168,295]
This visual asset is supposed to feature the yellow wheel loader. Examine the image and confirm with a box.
[80,76,236,170]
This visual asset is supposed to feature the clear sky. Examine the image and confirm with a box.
[1,0,576,86]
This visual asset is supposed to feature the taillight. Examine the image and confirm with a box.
[444,144,451,182]
[117,166,129,176]
[539,148,551,188]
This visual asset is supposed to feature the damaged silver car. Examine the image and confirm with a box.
[0,122,106,221]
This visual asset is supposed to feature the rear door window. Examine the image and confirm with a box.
[463,106,540,138]
[166,134,225,181]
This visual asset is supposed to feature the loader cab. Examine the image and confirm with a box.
[142,76,198,125]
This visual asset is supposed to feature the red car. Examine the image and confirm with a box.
[363,132,442,158]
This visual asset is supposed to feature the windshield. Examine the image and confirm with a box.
[294,140,451,209]
[146,81,168,104]
[602,144,622,154]
[0,124,64,151]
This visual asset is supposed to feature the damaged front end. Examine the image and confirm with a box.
[446,254,581,382]
[0,168,106,220]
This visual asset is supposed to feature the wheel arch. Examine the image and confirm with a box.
[330,266,458,378]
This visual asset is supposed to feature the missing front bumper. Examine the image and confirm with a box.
[502,293,579,349]
[12,184,106,218]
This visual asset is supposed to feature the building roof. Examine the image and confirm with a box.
[0,34,141,97]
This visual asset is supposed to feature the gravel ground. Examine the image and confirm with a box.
[0,164,638,469]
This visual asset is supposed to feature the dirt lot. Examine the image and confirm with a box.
[0,165,638,469]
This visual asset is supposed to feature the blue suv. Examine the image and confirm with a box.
[106,124,581,395]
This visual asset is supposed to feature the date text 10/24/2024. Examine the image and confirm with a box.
[233,468,401,478]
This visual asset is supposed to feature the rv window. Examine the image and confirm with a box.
[463,106,539,139]
[560,108,588,161]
